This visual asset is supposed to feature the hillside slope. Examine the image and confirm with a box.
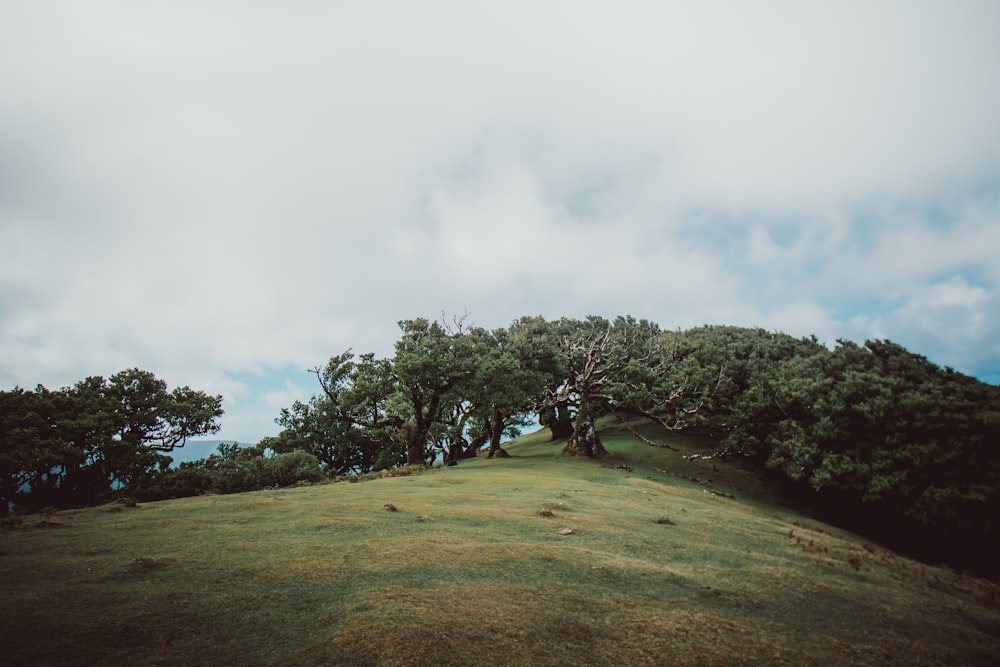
[2,422,998,666]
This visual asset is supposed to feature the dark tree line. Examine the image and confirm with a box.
[268,317,549,470]
[132,443,325,500]
[0,369,222,514]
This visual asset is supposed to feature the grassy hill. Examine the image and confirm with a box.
[2,420,998,665]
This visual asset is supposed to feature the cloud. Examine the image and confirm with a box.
[261,378,312,413]
[857,276,1000,375]
[2,1,999,441]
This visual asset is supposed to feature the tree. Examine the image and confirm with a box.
[532,315,711,457]
[685,326,826,457]
[392,318,476,465]
[508,316,575,441]
[462,326,546,458]
[274,351,405,474]
[95,369,223,491]
[0,369,222,511]
[0,386,78,516]
[757,340,1000,531]
[532,316,626,457]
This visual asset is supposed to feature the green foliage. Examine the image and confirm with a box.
[0,386,80,515]
[752,340,1000,534]
[132,443,324,500]
[460,325,547,457]
[0,369,222,512]
[663,327,1000,558]
[276,316,546,471]
[509,315,574,440]
[606,318,732,431]
[392,318,474,464]
[275,350,406,474]
[204,449,324,495]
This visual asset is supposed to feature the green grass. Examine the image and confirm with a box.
[2,419,999,665]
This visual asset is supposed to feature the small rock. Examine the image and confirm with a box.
[558,528,574,535]
[384,504,398,512]
[538,507,554,517]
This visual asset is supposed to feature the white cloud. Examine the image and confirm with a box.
[2,1,999,441]
[261,378,312,413]
[853,276,1000,375]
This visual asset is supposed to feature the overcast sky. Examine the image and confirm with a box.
[2,1,999,444]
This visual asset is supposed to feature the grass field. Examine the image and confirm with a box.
[2,419,999,665]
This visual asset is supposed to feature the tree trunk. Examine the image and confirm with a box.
[406,441,426,466]
[486,409,506,458]
[445,438,464,464]
[540,403,574,441]
[549,418,575,441]
[405,421,427,465]
[563,402,606,457]
[461,432,489,458]
[406,393,443,466]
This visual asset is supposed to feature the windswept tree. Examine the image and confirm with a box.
[274,351,406,474]
[508,316,574,440]
[98,369,224,488]
[678,326,826,457]
[280,318,479,470]
[757,339,1000,533]
[0,386,77,516]
[608,321,734,433]
[533,316,638,457]
[392,318,478,465]
[531,316,731,457]
[0,369,222,511]
[461,325,547,458]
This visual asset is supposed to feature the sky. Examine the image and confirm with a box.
[2,1,999,444]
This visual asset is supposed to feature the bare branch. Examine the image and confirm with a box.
[614,412,680,450]
[441,309,474,335]
[309,366,338,404]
